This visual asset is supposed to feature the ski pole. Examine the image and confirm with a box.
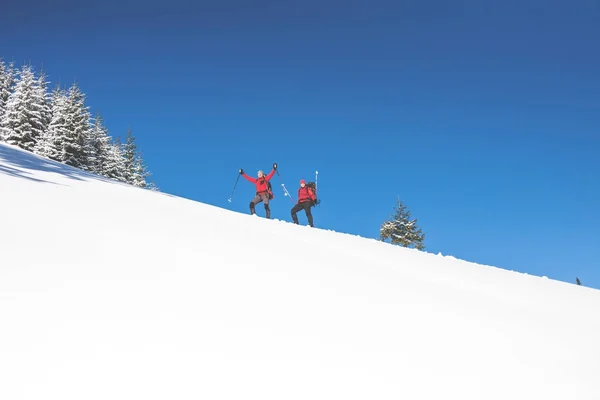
[228,172,241,203]
[315,170,320,206]
[281,183,295,202]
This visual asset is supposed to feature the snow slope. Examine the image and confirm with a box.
[0,142,599,400]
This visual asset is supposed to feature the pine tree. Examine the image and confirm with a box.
[131,154,150,187]
[576,277,582,286]
[34,86,68,161]
[83,112,111,174]
[61,81,90,168]
[121,128,151,187]
[122,128,137,183]
[0,60,15,123]
[103,137,127,181]
[380,197,425,250]
[0,65,46,151]
[36,71,51,134]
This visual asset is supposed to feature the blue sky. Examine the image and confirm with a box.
[2,0,599,288]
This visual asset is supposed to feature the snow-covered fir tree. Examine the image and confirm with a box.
[0,65,47,151]
[0,60,15,122]
[83,112,111,174]
[121,128,150,187]
[131,154,150,187]
[36,71,51,135]
[0,65,43,151]
[380,198,425,250]
[103,137,127,182]
[122,128,137,183]
[34,86,68,161]
[61,82,90,168]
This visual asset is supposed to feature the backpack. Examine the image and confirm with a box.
[305,182,319,205]
[259,177,274,199]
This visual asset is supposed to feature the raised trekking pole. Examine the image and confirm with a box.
[315,170,320,206]
[228,170,242,203]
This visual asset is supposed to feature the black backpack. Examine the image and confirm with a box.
[305,182,320,205]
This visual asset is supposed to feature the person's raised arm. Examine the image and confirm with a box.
[266,163,278,180]
[239,168,256,183]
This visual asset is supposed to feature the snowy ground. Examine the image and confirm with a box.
[0,142,599,399]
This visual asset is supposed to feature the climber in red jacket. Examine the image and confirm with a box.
[291,179,316,227]
[239,163,277,218]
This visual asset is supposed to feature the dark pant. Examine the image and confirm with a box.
[250,192,270,218]
[291,201,313,227]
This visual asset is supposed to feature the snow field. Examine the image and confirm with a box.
[0,143,599,399]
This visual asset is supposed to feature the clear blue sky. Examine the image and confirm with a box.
[2,0,599,288]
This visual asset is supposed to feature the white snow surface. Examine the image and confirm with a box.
[0,143,599,399]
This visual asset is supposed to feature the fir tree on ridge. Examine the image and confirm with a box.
[122,128,150,187]
[61,81,90,168]
[103,136,127,182]
[0,64,47,151]
[0,59,15,121]
[34,86,68,160]
[123,128,137,183]
[83,112,111,174]
[380,197,426,250]
[36,70,52,135]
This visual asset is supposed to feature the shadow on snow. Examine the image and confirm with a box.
[0,144,119,186]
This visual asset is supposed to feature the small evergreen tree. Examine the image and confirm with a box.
[380,197,425,250]
[147,180,160,191]
[576,277,582,286]
[0,64,46,151]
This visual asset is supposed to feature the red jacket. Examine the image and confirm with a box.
[297,186,316,204]
[242,169,275,193]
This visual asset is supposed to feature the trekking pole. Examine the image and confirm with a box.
[281,183,295,203]
[315,170,319,206]
[228,172,241,203]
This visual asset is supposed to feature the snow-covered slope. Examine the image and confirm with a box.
[1,142,599,400]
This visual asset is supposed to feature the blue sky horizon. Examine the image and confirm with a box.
[2,0,599,288]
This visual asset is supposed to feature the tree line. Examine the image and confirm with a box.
[0,59,155,189]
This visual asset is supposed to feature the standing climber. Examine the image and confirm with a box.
[239,163,277,218]
[291,179,316,227]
